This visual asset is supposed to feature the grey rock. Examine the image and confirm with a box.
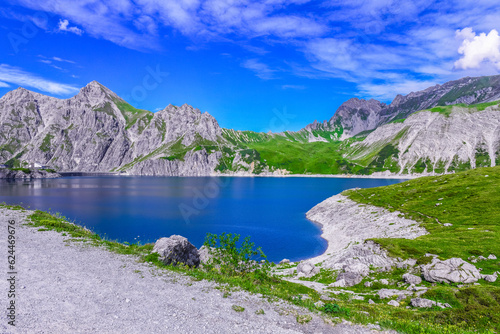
[336,272,363,287]
[488,254,497,260]
[152,235,200,267]
[198,245,213,264]
[377,289,412,299]
[422,258,481,284]
[279,259,290,265]
[364,281,372,287]
[483,274,497,283]
[379,279,389,285]
[402,273,422,285]
[387,300,399,307]
[410,298,451,309]
[368,299,375,304]
[296,261,319,278]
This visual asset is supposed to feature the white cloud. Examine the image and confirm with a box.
[52,56,75,64]
[358,79,438,101]
[0,81,10,88]
[0,64,79,95]
[58,19,84,35]
[282,84,306,90]
[454,28,500,70]
[242,59,276,79]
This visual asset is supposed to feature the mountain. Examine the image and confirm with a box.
[303,75,500,139]
[346,101,500,174]
[0,81,223,175]
[1,75,500,176]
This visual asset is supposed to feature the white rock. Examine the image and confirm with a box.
[387,300,399,307]
[422,258,481,284]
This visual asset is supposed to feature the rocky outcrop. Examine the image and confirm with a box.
[422,258,481,284]
[410,298,451,309]
[0,168,60,179]
[0,82,224,176]
[152,235,200,267]
[307,194,427,269]
[303,75,500,140]
[402,273,422,285]
[296,261,319,278]
[348,104,500,173]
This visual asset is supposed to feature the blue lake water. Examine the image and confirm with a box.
[0,176,405,262]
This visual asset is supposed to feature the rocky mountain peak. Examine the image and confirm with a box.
[76,81,119,105]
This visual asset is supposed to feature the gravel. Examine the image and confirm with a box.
[0,207,388,334]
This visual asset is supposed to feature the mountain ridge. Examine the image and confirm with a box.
[1,75,500,176]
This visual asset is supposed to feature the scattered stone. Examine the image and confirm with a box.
[422,258,481,284]
[379,279,389,285]
[351,295,364,301]
[314,301,325,308]
[411,298,451,309]
[387,300,399,307]
[368,299,375,304]
[364,281,372,287]
[403,273,422,285]
[336,272,363,287]
[279,259,290,265]
[377,289,412,299]
[482,273,497,283]
[443,223,453,227]
[329,279,346,288]
[488,254,497,260]
[152,235,200,267]
[296,261,320,278]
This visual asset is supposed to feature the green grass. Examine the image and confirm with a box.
[112,98,153,132]
[420,100,499,117]
[344,166,500,270]
[6,202,500,333]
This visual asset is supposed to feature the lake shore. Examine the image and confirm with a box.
[304,193,427,266]
[0,206,381,334]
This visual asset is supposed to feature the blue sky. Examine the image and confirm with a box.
[1,0,500,131]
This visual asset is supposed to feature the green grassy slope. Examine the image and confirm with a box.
[345,166,500,274]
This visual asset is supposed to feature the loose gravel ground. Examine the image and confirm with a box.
[0,207,390,334]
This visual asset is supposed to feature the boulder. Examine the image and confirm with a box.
[411,298,451,309]
[279,259,290,265]
[198,245,214,264]
[422,258,481,284]
[296,261,319,278]
[402,273,422,285]
[482,273,497,283]
[488,254,497,260]
[387,300,399,307]
[343,263,370,276]
[336,272,363,287]
[377,289,412,299]
[379,279,389,285]
[152,235,200,267]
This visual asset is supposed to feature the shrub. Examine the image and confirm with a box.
[203,232,268,276]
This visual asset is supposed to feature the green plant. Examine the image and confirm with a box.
[203,232,268,275]
[232,305,245,312]
[323,303,350,316]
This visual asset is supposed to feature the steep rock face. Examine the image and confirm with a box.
[303,75,500,140]
[349,104,500,173]
[305,98,386,139]
[128,150,221,176]
[381,75,500,121]
[0,82,223,176]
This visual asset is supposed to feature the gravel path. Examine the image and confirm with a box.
[0,207,386,334]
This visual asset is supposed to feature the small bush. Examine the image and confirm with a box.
[203,232,268,276]
[323,303,350,316]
